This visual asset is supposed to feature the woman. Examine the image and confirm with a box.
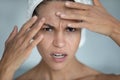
[0,0,120,80]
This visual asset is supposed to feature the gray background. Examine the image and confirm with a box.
[0,0,120,78]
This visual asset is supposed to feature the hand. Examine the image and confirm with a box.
[56,0,120,37]
[0,16,45,72]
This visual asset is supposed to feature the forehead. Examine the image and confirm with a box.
[36,1,73,25]
[37,1,66,17]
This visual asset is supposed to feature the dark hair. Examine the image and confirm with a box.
[32,0,75,16]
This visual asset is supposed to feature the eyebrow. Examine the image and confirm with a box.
[44,23,54,28]
[43,23,80,30]
[44,23,74,28]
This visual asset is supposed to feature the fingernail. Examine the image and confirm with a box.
[41,17,45,22]
[14,25,17,29]
[60,14,66,18]
[65,1,70,6]
[56,12,61,16]
[14,25,18,32]
[33,15,38,19]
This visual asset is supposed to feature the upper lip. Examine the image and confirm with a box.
[50,51,68,56]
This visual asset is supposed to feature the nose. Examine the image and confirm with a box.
[53,32,66,48]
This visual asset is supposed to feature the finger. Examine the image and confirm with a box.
[24,18,45,42]
[18,35,43,63]
[56,10,89,17]
[65,1,91,10]
[93,0,103,7]
[18,16,38,37]
[5,26,18,46]
[67,22,91,29]
[27,34,44,52]
[57,12,91,22]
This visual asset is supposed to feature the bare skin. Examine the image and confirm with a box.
[0,16,46,80]
[0,0,120,80]
[57,0,120,46]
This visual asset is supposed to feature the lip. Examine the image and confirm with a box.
[50,52,68,63]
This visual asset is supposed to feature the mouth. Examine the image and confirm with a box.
[50,52,67,63]
[51,53,67,58]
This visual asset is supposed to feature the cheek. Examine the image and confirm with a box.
[37,33,53,54]
[66,32,81,52]
[37,31,81,55]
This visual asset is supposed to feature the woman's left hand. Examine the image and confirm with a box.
[56,0,120,46]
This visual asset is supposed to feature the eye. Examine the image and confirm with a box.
[42,26,53,32]
[66,27,76,32]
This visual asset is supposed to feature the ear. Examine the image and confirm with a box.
[93,0,103,7]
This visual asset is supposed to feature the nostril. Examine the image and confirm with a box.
[53,32,66,48]
[53,41,65,48]
[53,37,65,48]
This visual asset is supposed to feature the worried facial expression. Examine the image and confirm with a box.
[35,1,81,70]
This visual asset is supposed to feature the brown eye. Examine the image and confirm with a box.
[43,27,52,32]
[66,27,76,32]
[42,26,53,32]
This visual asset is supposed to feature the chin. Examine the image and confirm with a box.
[48,62,67,71]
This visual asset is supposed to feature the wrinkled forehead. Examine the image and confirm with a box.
[36,1,68,21]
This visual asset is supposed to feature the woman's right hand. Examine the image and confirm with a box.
[0,16,45,74]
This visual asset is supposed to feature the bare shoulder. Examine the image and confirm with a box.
[77,74,120,80]
[95,74,120,80]
[16,67,38,80]
[15,71,34,80]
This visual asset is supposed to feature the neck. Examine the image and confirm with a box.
[39,59,83,80]
[36,58,99,80]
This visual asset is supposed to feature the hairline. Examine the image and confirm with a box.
[32,0,75,17]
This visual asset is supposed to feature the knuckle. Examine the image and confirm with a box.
[22,23,27,29]
[31,43,35,47]
[89,5,94,11]
[5,40,8,45]
[87,11,91,16]
[21,24,27,31]
[29,43,35,49]
[21,41,28,48]
[16,37,23,45]
[26,32,33,39]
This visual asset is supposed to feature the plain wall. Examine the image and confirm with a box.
[0,0,120,78]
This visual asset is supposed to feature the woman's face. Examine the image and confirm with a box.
[36,1,81,70]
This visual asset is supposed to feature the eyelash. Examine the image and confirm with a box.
[42,26,77,32]
[66,27,77,32]
[42,27,53,32]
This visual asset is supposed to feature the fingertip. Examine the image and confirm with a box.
[14,25,18,32]
[14,25,18,29]
[32,15,38,19]
[36,34,44,44]
[37,18,45,26]
[93,0,102,6]
[38,17,46,26]
[56,12,61,16]
[31,16,38,23]
[12,25,16,33]
[65,1,71,6]
[41,17,46,22]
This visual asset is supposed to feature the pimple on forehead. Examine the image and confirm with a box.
[37,1,69,17]
[36,1,75,29]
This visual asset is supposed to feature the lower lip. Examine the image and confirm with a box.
[52,56,67,63]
